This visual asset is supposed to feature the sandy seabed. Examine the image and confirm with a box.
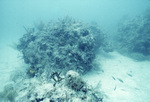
[85,51,150,102]
[0,44,150,102]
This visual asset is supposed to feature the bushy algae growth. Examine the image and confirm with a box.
[115,9,150,60]
[17,17,107,76]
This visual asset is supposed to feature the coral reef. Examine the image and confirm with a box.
[17,17,107,75]
[65,70,86,91]
[115,9,150,60]
[13,17,107,101]
[15,70,103,102]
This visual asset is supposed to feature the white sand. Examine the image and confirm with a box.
[84,51,150,102]
[0,43,150,102]
[0,43,27,91]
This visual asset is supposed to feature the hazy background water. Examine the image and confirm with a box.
[0,0,150,45]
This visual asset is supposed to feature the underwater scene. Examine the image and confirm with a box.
[0,0,150,102]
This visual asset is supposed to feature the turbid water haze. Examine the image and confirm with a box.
[0,0,150,43]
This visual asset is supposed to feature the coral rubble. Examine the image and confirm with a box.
[15,70,103,102]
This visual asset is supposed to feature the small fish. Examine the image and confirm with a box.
[112,76,116,80]
[117,78,124,83]
[127,73,133,77]
[114,86,117,91]
[121,89,126,91]
[29,70,35,74]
